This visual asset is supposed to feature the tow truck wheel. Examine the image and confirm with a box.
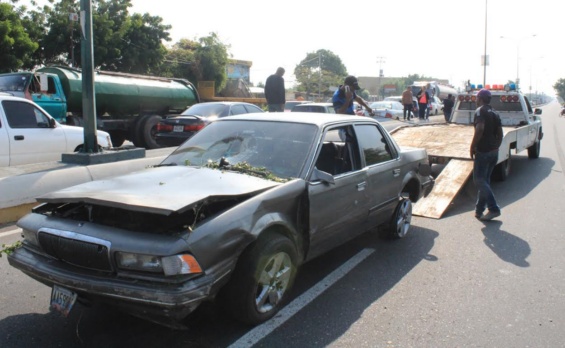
[493,149,511,181]
[527,140,540,159]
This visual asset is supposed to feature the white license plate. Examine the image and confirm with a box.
[50,285,77,317]
[173,125,184,132]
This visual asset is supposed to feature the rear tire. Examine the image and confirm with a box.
[493,149,511,181]
[137,115,162,149]
[527,140,540,159]
[387,197,412,239]
[222,233,297,325]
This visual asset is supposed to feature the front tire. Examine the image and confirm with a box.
[388,197,412,239]
[223,233,298,325]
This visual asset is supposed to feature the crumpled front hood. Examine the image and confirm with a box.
[38,166,280,215]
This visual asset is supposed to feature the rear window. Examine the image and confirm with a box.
[456,95,524,112]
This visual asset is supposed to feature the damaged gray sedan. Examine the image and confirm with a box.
[8,113,434,328]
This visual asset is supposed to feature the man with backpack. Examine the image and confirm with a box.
[470,89,503,221]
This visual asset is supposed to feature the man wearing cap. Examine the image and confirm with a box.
[332,76,374,116]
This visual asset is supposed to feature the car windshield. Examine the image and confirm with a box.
[0,73,30,92]
[161,119,318,179]
[456,95,523,112]
[181,104,226,117]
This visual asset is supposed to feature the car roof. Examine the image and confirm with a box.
[189,101,257,106]
[217,112,376,127]
[293,102,333,107]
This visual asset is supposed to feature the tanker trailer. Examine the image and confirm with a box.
[36,66,200,148]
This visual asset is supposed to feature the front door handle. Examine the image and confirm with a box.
[393,168,401,177]
[14,135,24,141]
[356,182,367,191]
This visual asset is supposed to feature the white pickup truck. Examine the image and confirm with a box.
[0,95,112,167]
[390,83,543,218]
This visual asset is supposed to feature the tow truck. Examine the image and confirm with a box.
[390,82,543,218]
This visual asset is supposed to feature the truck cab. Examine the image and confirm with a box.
[0,72,67,122]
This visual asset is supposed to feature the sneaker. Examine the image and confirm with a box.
[475,213,483,219]
[480,210,501,221]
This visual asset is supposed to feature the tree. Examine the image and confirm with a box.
[553,78,565,101]
[34,0,170,72]
[159,33,229,91]
[0,3,38,72]
[294,49,347,100]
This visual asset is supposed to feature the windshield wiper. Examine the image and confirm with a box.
[152,163,178,167]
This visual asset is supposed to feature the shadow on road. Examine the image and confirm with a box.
[481,221,531,267]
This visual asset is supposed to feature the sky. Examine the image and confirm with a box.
[22,0,565,95]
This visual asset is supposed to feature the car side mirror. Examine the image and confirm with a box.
[48,117,57,128]
[534,108,542,115]
[311,167,335,185]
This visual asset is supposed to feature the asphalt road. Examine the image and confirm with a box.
[1,104,563,347]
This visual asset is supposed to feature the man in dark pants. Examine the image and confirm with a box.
[401,86,414,120]
[265,67,286,112]
[443,94,454,122]
[470,89,503,221]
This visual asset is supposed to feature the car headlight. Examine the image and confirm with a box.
[116,252,202,276]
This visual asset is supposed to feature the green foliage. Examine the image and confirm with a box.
[294,49,347,100]
[0,3,39,72]
[553,78,565,101]
[158,33,229,90]
[0,240,22,257]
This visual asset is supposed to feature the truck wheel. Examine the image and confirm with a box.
[109,131,126,147]
[130,116,147,148]
[527,140,540,159]
[387,197,412,239]
[138,115,163,149]
[493,149,511,181]
[222,233,297,325]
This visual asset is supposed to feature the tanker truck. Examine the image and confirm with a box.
[409,81,458,100]
[0,65,200,148]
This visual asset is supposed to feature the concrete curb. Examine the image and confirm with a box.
[0,154,169,224]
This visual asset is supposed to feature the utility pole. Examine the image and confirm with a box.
[376,56,386,99]
[80,0,98,153]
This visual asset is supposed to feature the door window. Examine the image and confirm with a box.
[3,100,50,128]
[355,124,397,166]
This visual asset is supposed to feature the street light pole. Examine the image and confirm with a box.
[500,34,536,90]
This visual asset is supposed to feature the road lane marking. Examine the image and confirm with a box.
[229,248,375,348]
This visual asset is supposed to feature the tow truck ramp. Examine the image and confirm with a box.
[413,159,474,219]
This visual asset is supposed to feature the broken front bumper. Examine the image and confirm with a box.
[7,245,231,321]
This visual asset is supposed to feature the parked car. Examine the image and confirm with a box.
[0,95,112,167]
[429,96,442,115]
[8,113,434,328]
[155,101,264,147]
[365,101,407,119]
[384,96,418,119]
[284,100,312,112]
[291,102,336,113]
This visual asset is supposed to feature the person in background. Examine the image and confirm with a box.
[443,94,455,122]
[470,88,503,221]
[332,75,374,116]
[416,87,430,120]
[401,86,414,121]
[425,84,435,120]
[264,67,286,112]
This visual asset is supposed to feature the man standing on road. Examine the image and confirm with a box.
[401,86,414,120]
[332,75,374,116]
[265,67,286,112]
[443,94,454,122]
[470,88,503,221]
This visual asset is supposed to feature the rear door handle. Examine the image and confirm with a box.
[393,168,401,177]
[356,182,367,191]
[14,135,24,141]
